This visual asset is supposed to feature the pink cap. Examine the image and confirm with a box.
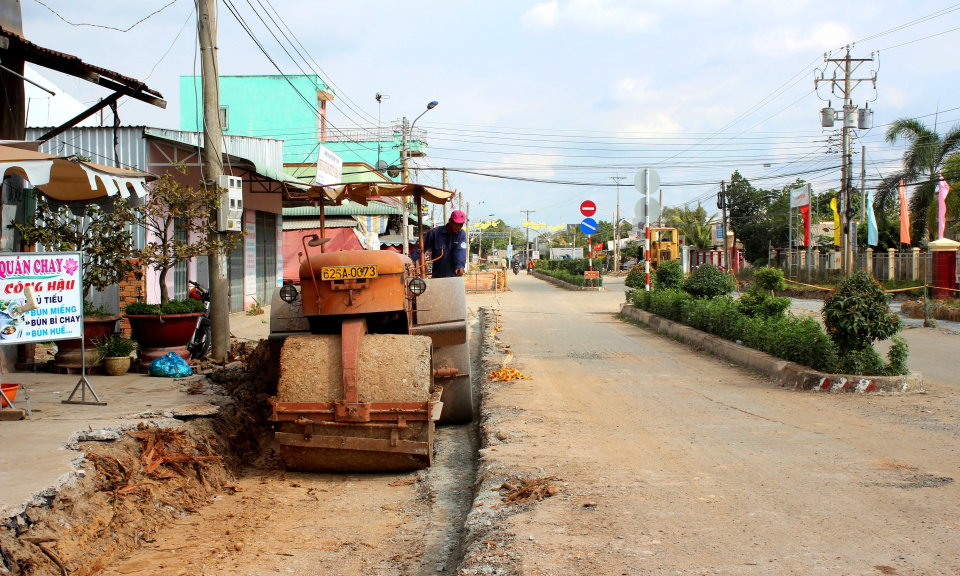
[450,210,466,223]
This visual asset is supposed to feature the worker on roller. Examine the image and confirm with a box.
[411,210,467,277]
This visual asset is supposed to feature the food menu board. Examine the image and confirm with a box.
[0,252,84,344]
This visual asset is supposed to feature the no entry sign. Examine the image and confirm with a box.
[580,200,597,217]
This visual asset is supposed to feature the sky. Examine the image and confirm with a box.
[18,0,960,230]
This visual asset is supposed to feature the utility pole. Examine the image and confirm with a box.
[198,0,229,363]
[609,174,625,273]
[817,46,876,274]
[442,168,449,224]
[521,210,535,264]
[401,116,410,255]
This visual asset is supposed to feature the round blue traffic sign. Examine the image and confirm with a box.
[580,217,598,235]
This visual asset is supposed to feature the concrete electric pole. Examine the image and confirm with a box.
[401,116,410,255]
[198,0,229,362]
[609,174,625,273]
[442,168,449,224]
[816,46,876,274]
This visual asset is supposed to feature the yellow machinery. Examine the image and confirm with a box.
[648,227,680,270]
[268,182,471,472]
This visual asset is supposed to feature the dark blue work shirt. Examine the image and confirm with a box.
[412,225,467,278]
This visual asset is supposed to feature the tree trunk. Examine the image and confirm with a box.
[158,267,169,306]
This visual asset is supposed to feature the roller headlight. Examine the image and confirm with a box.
[279,283,300,303]
[408,277,427,296]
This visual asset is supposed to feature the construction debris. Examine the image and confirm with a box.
[495,477,559,504]
[488,367,532,381]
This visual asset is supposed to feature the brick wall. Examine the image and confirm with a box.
[118,259,146,335]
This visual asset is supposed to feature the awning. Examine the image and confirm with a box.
[282,216,356,230]
[0,144,155,202]
[305,182,454,205]
[282,200,402,217]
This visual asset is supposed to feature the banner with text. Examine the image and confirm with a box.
[0,252,83,344]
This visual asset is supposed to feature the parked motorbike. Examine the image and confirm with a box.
[186,281,212,360]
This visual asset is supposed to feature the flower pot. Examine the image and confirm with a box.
[53,315,121,371]
[125,313,202,365]
[1,383,19,407]
[102,356,132,376]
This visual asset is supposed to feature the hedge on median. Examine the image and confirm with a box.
[631,280,909,376]
[535,258,605,287]
[536,267,604,287]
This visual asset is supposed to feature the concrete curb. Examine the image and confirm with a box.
[532,270,605,291]
[619,304,924,394]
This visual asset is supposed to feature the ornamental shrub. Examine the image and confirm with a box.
[683,263,735,299]
[753,267,786,292]
[822,270,901,355]
[625,265,646,289]
[125,299,206,315]
[654,260,684,291]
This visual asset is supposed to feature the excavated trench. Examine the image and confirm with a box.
[1,321,485,576]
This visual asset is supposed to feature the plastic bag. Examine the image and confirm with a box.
[149,351,194,378]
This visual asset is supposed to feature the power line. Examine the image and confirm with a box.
[29,0,182,32]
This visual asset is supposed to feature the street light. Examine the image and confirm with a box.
[401,100,440,254]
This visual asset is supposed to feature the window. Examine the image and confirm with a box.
[219,106,229,130]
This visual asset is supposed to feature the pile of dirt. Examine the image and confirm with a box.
[0,422,234,576]
[0,340,278,576]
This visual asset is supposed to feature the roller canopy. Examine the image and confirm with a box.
[0,144,155,203]
[310,182,454,206]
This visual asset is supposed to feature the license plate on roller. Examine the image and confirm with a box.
[321,265,378,281]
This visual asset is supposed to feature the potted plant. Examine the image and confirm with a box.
[94,335,139,376]
[125,168,237,363]
[12,198,139,371]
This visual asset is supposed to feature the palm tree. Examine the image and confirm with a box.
[884,118,960,242]
[665,203,718,249]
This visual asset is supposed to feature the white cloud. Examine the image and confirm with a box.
[521,1,560,29]
[752,20,852,55]
[521,0,659,32]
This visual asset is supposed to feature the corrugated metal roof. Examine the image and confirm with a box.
[283,200,402,217]
[283,217,356,230]
[145,128,284,172]
[27,126,149,170]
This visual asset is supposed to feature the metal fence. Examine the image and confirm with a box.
[776,248,960,285]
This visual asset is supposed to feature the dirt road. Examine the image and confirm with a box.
[462,272,960,575]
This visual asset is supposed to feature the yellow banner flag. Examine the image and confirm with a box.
[830,197,841,247]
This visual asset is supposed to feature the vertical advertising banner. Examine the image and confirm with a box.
[276,215,284,287]
[0,252,83,344]
[244,210,257,302]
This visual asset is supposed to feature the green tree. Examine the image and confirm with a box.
[884,118,960,242]
[725,171,791,261]
[665,202,718,249]
[12,197,140,301]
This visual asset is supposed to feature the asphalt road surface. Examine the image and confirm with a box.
[468,272,960,575]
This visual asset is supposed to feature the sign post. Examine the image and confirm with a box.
[635,169,661,291]
[581,218,598,288]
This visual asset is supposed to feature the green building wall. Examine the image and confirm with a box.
[180,74,426,180]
